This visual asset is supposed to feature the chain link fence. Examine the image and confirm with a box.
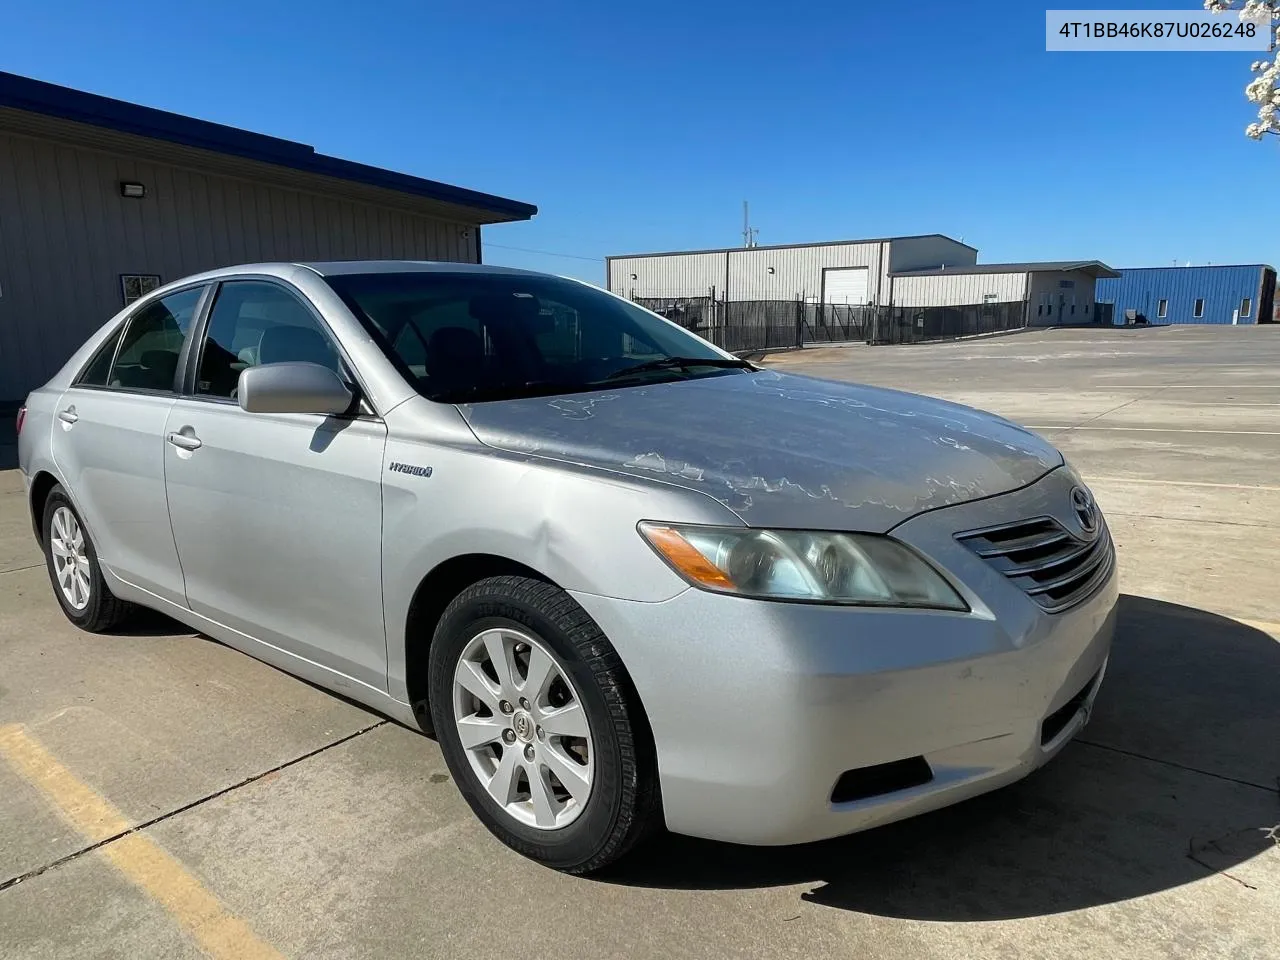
[629,291,1027,353]
[866,301,1028,345]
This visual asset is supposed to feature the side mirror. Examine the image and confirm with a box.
[237,362,354,415]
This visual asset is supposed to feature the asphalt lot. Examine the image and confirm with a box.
[1,325,1278,959]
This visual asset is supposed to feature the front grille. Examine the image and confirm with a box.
[956,516,1114,614]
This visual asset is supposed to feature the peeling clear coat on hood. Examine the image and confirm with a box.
[458,370,1063,534]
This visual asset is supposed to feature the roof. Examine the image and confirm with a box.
[1101,263,1275,274]
[0,71,536,223]
[892,260,1121,279]
[607,234,978,260]
[300,260,544,276]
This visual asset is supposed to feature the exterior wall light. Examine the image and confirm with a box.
[119,181,146,198]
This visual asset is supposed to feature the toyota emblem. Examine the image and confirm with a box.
[1070,486,1098,536]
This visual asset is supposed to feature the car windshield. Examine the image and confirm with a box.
[323,271,750,403]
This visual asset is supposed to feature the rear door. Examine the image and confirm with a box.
[162,278,389,689]
[49,285,208,603]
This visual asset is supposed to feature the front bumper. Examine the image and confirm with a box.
[570,467,1117,846]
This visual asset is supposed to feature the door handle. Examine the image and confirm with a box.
[166,431,202,451]
[57,408,78,425]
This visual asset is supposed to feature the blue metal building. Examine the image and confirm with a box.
[1094,264,1276,325]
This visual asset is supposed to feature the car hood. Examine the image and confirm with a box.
[458,369,1062,533]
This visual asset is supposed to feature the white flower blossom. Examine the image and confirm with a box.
[1208,2,1280,137]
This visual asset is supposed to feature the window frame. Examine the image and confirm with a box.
[178,275,376,418]
[70,282,212,397]
[1157,299,1168,319]
[1193,298,1205,319]
[1240,297,1252,318]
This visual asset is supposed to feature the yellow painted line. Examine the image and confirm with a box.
[0,724,283,960]
[1084,476,1280,492]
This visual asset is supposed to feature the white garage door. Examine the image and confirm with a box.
[823,267,869,304]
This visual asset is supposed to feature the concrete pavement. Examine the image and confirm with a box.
[1,325,1277,959]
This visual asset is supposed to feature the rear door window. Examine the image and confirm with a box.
[108,287,205,392]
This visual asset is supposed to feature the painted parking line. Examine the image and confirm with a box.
[0,724,283,960]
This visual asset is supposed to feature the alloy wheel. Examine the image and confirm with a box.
[50,506,91,611]
[451,626,594,829]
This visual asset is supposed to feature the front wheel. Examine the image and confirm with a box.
[428,575,660,874]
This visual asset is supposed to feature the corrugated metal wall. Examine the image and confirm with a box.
[1094,265,1270,325]
[607,237,983,306]
[0,128,480,403]
[891,271,1028,307]
[607,242,886,303]
[607,251,726,299]
[728,243,882,302]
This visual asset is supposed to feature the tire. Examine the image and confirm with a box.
[42,485,135,632]
[428,575,660,874]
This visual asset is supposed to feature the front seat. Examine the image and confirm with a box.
[257,325,338,370]
[425,327,486,395]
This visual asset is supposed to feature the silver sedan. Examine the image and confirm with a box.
[16,261,1116,873]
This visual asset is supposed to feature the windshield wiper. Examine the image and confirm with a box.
[601,356,755,381]
[434,379,594,404]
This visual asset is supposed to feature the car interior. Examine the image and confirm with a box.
[195,286,344,398]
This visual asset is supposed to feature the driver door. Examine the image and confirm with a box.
[162,278,389,690]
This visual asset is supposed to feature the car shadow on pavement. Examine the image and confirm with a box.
[106,606,199,637]
[607,594,1280,920]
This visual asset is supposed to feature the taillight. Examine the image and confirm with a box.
[15,406,25,436]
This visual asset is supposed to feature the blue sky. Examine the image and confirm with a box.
[2,0,1273,282]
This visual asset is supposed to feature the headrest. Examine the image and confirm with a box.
[258,325,333,367]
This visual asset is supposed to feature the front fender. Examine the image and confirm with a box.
[379,411,742,702]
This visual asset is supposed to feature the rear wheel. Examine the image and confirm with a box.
[429,575,660,874]
[42,486,135,632]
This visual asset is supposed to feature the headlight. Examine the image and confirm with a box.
[638,523,968,610]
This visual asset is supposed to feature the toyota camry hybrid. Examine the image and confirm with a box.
[16,261,1117,874]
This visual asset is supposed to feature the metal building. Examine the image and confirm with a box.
[608,238,1119,326]
[1094,264,1276,325]
[891,260,1120,324]
[0,72,537,406]
[607,235,979,306]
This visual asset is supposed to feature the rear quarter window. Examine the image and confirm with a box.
[76,326,124,386]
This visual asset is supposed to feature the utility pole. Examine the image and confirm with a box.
[742,201,758,248]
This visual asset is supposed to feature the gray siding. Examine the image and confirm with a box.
[0,128,480,403]
[891,271,1028,307]
[607,241,888,303]
[728,243,883,302]
[607,252,725,299]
